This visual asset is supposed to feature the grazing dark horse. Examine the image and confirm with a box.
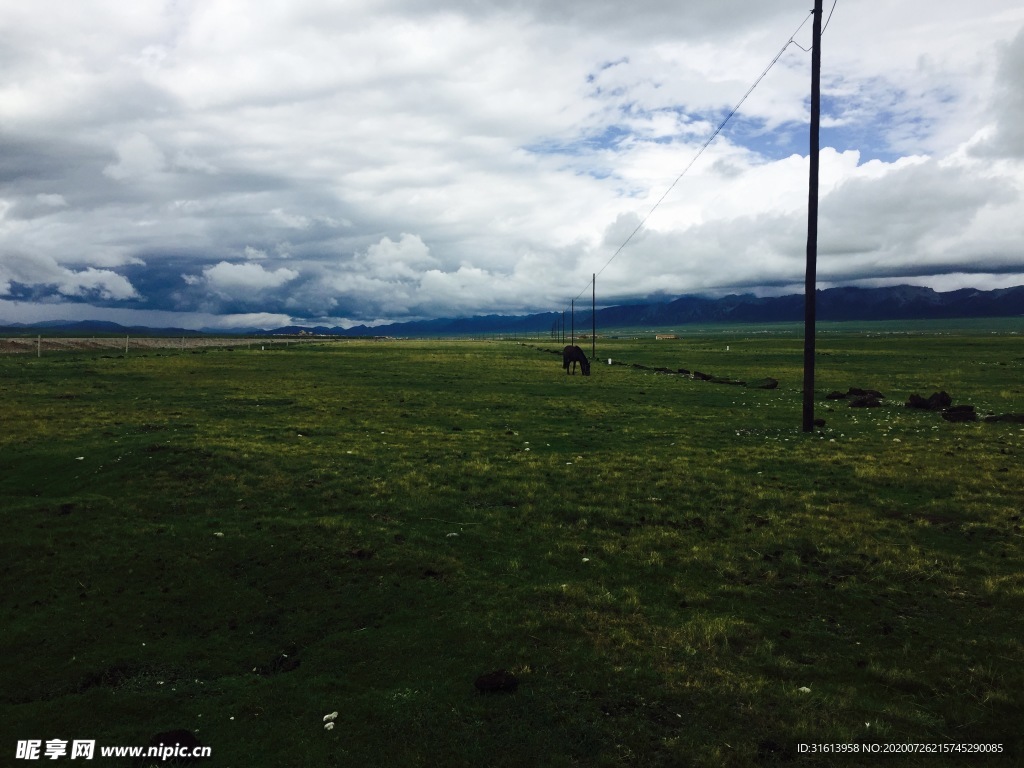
[562,345,591,376]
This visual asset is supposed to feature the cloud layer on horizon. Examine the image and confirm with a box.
[2,0,1023,329]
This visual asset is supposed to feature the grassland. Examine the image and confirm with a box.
[2,323,1022,766]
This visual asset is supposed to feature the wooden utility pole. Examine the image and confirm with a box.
[571,300,575,345]
[802,0,823,433]
[591,273,596,360]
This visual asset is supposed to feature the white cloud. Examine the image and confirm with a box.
[55,267,139,300]
[359,234,439,280]
[0,251,139,300]
[195,261,300,294]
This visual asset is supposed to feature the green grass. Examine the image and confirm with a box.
[2,326,1023,766]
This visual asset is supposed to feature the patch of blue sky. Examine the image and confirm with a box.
[707,112,802,160]
[524,124,633,158]
[588,123,635,151]
[527,89,919,174]
[815,83,942,162]
[816,92,903,162]
[710,91,923,164]
[820,122,906,164]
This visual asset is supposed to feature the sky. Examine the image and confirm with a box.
[2,0,1023,330]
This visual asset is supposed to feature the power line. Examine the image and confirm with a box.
[822,0,838,36]
[570,8,816,305]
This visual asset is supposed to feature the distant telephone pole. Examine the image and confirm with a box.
[591,273,596,360]
[802,0,823,433]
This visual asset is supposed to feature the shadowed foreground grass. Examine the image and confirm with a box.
[1,326,1022,766]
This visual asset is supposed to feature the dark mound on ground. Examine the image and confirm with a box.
[474,669,519,694]
[906,391,952,410]
[984,413,1024,423]
[942,405,977,422]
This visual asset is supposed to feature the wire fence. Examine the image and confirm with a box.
[0,336,335,356]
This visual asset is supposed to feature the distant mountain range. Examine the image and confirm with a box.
[279,285,1024,336]
[0,319,211,336]
[2,285,1022,337]
[583,284,1024,327]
